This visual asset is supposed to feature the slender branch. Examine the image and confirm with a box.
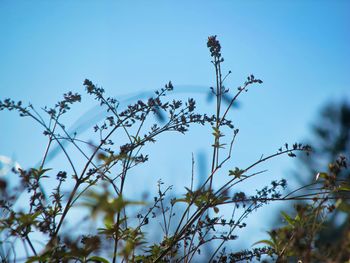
[52,122,121,239]
[24,236,37,257]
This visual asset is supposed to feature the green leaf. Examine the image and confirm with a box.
[98,227,115,237]
[81,191,146,223]
[32,168,52,180]
[26,256,47,263]
[229,167,244,178]
[171,198,189,204]
[87,256,110,263]
[315,172,328,180]
[212,127,220,137]
[281,211,294,226]
[338,184,350,192]
[252,239,275,248]
[18,211,41,227]
[335,199,350,213]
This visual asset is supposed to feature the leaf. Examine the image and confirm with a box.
[229,167,244,178]
[87,256,110,263]
[98,227,115,237]
[335,199,350,213]
[288,152,296,158]
[252,239,275,248]
[212,127,224,138]
[213,206,219,213]
[26,256,47,263]
[172,198,187,204]
[338,184,350,192]
[315,172,328,181]
[81,191,146,223]
[281,211,294,226]
[32,167,52,179]
[18,211,41,227]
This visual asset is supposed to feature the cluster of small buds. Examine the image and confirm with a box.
[207,35,222,59]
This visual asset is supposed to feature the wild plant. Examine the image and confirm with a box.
[0,36,348,262]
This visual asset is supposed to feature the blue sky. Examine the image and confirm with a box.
[1,0,350,256]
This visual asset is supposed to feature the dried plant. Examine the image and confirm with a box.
[0,36,349,263]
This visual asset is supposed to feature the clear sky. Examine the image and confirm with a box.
[1,0,349,255]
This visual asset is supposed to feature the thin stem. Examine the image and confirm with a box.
[24,236,37,257]
[210,57,221,190]
[208,202,259,262]
[52,122,121,240]
[159,187,168,238]
[215,149,306,197]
